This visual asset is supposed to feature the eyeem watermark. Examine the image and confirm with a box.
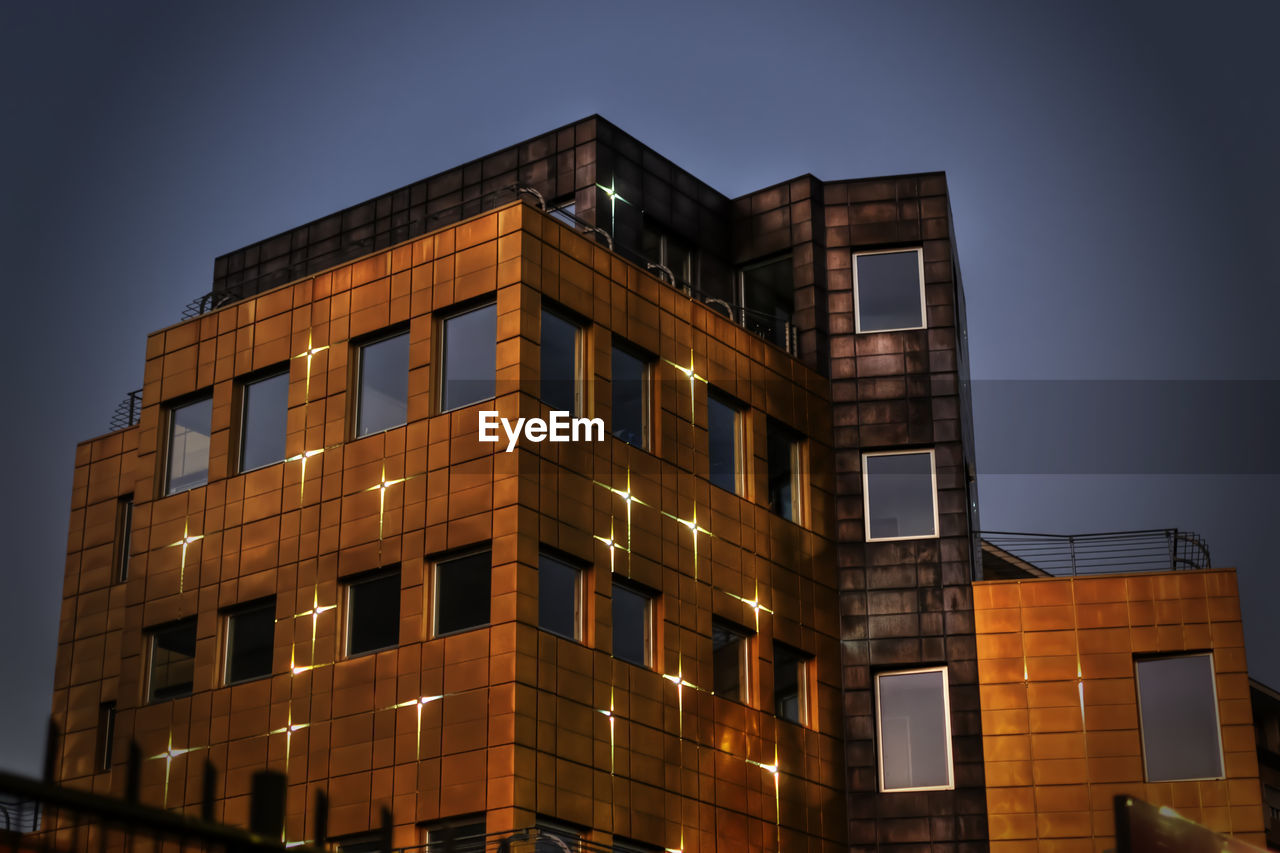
[478,410,605,452]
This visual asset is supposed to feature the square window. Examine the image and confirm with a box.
[434,550,491,636]
[766,418,802,522]
[854,248,926,333]
[738,255,794,349]
[539,551,583,641]
[611,341,650,449]
[344,568,400,657]
[355,329,410,437]
[773,641,811,725]
[712,619,752,704]
[164,394,212,495]
[863,450,938,541]
[224,599,275,685]
[440,302,496,412]
[423,816,487,853]
[707,390,742,495]
[1135,654,1224,781]
[239,367,290,470]
[612,580,654,667]
[540,306,582,416]
[876,667,954,791]
[147,618,197,702]
[115,496,133,583]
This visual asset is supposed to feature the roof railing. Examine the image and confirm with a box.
[979,528,1212,577]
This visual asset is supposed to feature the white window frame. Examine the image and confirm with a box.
[1134,652,1226,782]
[862,448,940,542]
[875,665,955,792]
[853,247,927,334]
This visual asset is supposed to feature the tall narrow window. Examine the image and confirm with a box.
[540,306,581,416]
[641,223,696,292]
[115,496,133,583]
[240,367,290,469]
[355,329,410,437]
[611,342,650,449]
[712,619,752,704]
[147,618,198,702]
[434,550,491,636]
[95,702,116,772]
[739,256,793,349]
[164,394,212,495]
[876,667,954,791]
[773,641,810,725]
[612,580,653,667]
[224,599,275,684]
[1135,654,1225,781]
[854,248,926,333]
[344,568,400,657]
[766,418,801,522]
[707,390,741,494]
[440,302,496,412]
[862,450,938,541]
[538,551,583,642]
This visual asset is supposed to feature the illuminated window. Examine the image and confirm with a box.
[707,390,742,494]
[773,641,811,725]
[164,394,212,495]
[876,667,954,791]
[712,619,752,704]
[440,302,496,412]
[423,816,486,853]
[766,418,802,522]
[854,248,926,333]
[863,450,938,541]
[738,255,793,349]
[539,550,583,642]
[1135,654,1225,781]
[611,341,650,449]
[114,496,133,583]
[612,580,654,667]
[95,701,116,772]
[147,618,197,702]
[434,550,491,637]
[223,599,275,685]
[355,328,410,437]
[239,367,290,469]
[344,568,400,657]
[540,305,582,416]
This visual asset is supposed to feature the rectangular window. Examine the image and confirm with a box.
[1135,654,1225,781]
[612,580,653,667]
[344,568,400,657]
[115,496,133,583]
[854,248,926,333]
[548,198,577,228]
[862,450,938,541]
[611,341,650,449]
[423,816,487,853]
[707,390,742,494]
[538,551,583,642]
[355,328,410,437]
[876,667,954,791]
[766,418,801,522]
[613,839,663,853]
[434,550,491,636]
[224,599,275,685]
[535,820,581,853]
[239,367,290,470]
[164,394,212,495]
[739,255,793,350]
[773,641,810,725]
[333,833,385,853]
[641,223,696,293]
[147,618,197,702]
[712,619,752,704]
[440,302,497,412]
[540,306,582,416]
[95,701,116,772]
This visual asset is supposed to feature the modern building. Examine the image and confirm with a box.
[47,116,1270,852]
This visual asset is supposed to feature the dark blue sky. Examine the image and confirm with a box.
[1,1,1275,775]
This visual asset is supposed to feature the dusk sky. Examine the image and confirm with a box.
[1,1,1275,776]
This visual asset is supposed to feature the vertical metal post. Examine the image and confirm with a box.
[1167,529,1177,569]
[1068,535,1078,576]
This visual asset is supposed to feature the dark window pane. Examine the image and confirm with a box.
[116,497,133,583]
[241,369,290,469]
[855,250,924,332]
[149,619,197,701]
[864,452,936,540]
[166,395,212,495]
[540,308,579,415]
[538,552,580,641]
[441,303,496,412]
[334,834,383,853]
[356,330,410,436]
[435,551,491,636]
[774,641,807,723]
[426,820,487,853]
[877,669,952,790]
[96,702,116,771]
[613,839,663,853]
[226,601,275,684]
[707,392,739,494]
[713,620,750,702]
[740,256,793,348]
[611,344,648,448]
[612,582,650,667]
[346,570,400,656]
[766,419,799,521]
[535,823,580,853]
[1136,655,1224,781]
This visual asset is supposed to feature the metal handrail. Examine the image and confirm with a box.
[108,388,143,432]
[979,528,1212,576]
